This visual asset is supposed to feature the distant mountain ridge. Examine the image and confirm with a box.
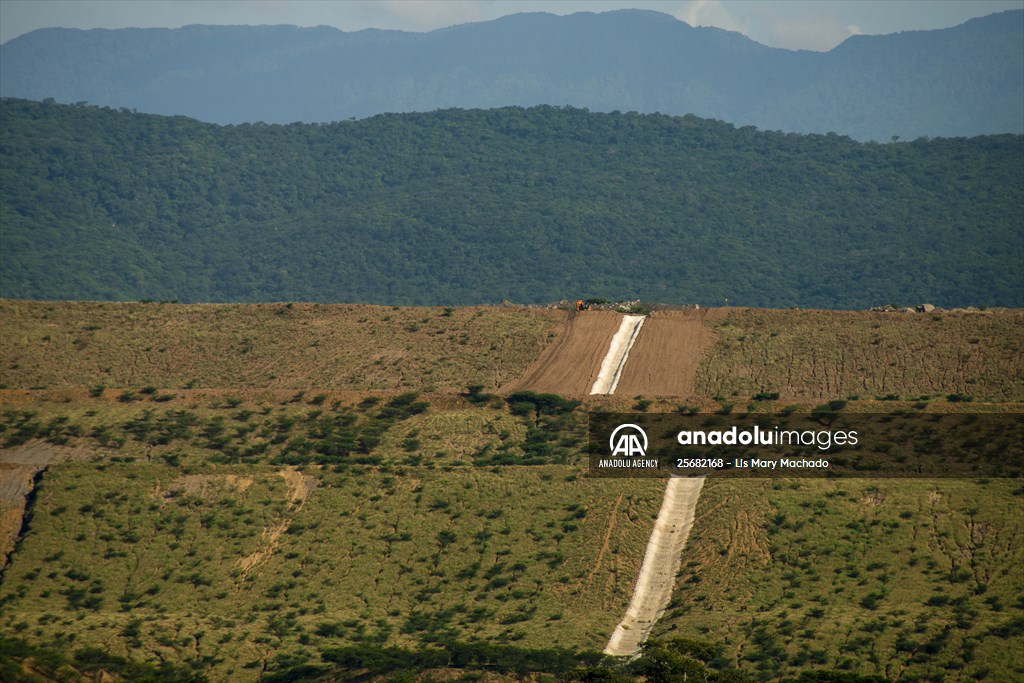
[1,9,1021,140]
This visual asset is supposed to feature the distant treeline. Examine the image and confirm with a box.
[1,98,1021,308]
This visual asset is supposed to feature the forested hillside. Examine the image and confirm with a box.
[1,98,1021,307]
[1,9,1021,141]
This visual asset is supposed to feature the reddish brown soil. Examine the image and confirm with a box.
[614,309,720,398]
[501,310,625,397]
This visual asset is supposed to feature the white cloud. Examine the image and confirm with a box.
[672,1,858,51]
[755,12,855,51]
[373,1,487,30]
[677,0,749,34]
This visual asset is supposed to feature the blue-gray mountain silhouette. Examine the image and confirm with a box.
[2,9,1021,140]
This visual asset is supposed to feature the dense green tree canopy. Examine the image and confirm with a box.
[1,98,1021,307]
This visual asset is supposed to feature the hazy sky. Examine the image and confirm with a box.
[2,0,1022,50]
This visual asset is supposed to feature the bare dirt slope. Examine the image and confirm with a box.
[502,310,625,397]
[604,476,705,656]
[614,309,720,398]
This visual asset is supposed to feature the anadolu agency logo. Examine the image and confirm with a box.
[610,424,648,457]
[600,424,658,469]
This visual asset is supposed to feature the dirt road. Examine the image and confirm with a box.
[614,309,718,398]
[604,476,705,656]
[502,310,625,397]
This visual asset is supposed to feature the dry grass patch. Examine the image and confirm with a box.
[695,308,1024,402]
[373,408,528,465]
[0,301,562,392]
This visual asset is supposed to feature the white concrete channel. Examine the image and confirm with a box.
[603,476,705,656]
[589,313,705,657]
[589,315,646,396]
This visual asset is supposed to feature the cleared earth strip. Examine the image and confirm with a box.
[501,310,626,397]
[613,308,720,398]
[598,310,713,657]
[604,475,705,656]
[505,309,707,656]
[590,315,646,395]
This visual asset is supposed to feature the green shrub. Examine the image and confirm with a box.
[464,385,495,405]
